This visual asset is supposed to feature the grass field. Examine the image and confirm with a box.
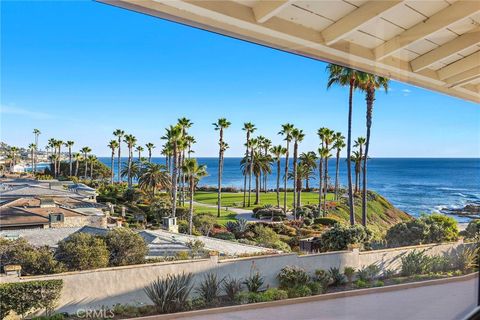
[194,191,335,210]
[179,204,238,225]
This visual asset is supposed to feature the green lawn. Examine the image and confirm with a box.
[180,204,238,225]
[194,191,335,210]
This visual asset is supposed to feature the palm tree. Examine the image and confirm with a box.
[162,125,183,217]
[123,134,137,187]
[299,151,317,190]
[121,160,141,183]
[354,137,366,193]
[33,129,41,173]
[358,73,389,226]
[333,133,346,200]
[73,153,82,177]
[47,139,57,175]
[321,129,335,213]
[136,145,144,161]
[241,151,271,205]
[28,143,36,173]
[278,123,294,214]
[138,162,171,198]
[242,122,256,207]
[261,138,272,193]
[327,64,362,225]
[88,155,97,179]
[182,158,207,234]
[145,143,155,163]
[113,129,125,183]
[108,140,119,184]
[185,135,196,159]
[65,141,74,176]
[213,118,231,217]
[270,145,286,208]
[178,118,193,207]
[80,147,91,179]
[351,151,362,194]
[49,154,58,176]
[291,128,304,218]
[247,138,258,207]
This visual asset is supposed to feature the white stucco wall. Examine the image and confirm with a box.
[3,240,471,314]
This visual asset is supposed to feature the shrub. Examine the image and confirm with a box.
[306,281,323,295]
[428,255,451,273]
[55,233,109,271]
[186,239,205,258]
[314,269,332,292]
[316,224,373,252]
[343,267,356,283]
[373,280,384,287]
[353,279,369,288]
[0,280,63,318]
[234,292,266,304]
[386,214,459,248]
[196,273,223,306]
[222,277,243,302]
[243,270,264,293]
[105,228,148,266]
[212,231,235,241]
[252,225,291,252]
[452,246,479,273]
[328,267,346,286]
[262,288,288,301]
[303,218,313,226]
[313,217,339,226]
[464,220,480,241]
[277,266,309,288]
[401,250,431,276]
[357,264,381,282]
[144,273,193,314]
[382,269,396,279]
[287,285,312,298]
[193,214,216,236]
[175,251,190,260]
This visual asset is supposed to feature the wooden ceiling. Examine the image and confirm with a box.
[99,0,480,103]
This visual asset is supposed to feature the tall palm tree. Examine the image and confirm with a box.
[270,145,286,208]
[113,129,125,183]
[123,134,137,187]
[108,140,119,184]
[178,118,193,207]
[333,133,346,200]
[138,162,171,198]
[299,151,317,190]
[80,147,91,179]
[73,153,82,177]
[321,129,335,213]
[182,158,207,234]
[278,123,294,214]
[185,135,196,159]
[33,129,41,173]
[161,125,183,217]
[354,137,366,193]
[327,64,362,225]
[49,154,58,177]
[247,138,258,207]
[291,128,304,218]
[65,141,74,176]
[261,138,272,193]
[145,143,155,163]
[242,122,256,207]
[47,139,56,175]
[358,73,389,226]
[351,151,362,194]
[88,155,97,179]
[241,151,271,205]
[28,143,36,173]
[136,145,144,167]
[213,118,231,217]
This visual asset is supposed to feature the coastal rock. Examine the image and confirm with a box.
[441,203,480,218]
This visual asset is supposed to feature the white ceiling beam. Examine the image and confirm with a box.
[444,66,480,87]
[252,0,293,23]
[410,27,480,72]
[437,51,480,80]
[322,0,404,46]
[374,1,480,60]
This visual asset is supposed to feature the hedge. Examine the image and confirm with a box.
[0,279,63,319]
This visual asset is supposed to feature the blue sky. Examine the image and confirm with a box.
[1,1,479,157]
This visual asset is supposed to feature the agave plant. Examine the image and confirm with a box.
[222,276,243,302]
[328,267,346,286]
[144,272,193,314]
[243,271,264,293]
[196,273,224,306]
[452,246,479,273]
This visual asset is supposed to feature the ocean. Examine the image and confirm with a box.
[99,157,480,220]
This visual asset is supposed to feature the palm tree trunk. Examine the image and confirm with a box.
[217,130,223,218]
[90,161,94,179]
[172,144,178,218]
[318,156,323,217]
[84,154,88,179]
[182,150,186,206]
[362,89,374,226]
[127,147,132,187]
[69,149,72,176]
[323,157,328,213]
[297,178,302,208]
[110,152,115,184]
[335,150,340,201]
[276,160,281,208]
[347,81,355,225]
[117,138,122,183]
[255,174,260,205]
[292,143,298,219]
[148,150,152,163]
[189,178,194,235]
[248,146,253,207]
[75,159,79,177]
[283,143,289,214]
[31,150,34,173]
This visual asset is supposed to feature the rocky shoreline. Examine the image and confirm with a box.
[441,203,480,219]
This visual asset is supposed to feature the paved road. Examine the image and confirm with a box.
[181,278,478,320]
